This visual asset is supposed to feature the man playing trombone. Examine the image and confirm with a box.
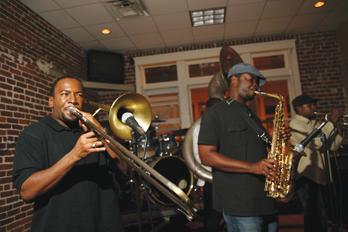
[13,76,125,232]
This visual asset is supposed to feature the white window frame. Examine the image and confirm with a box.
[134,39,302,128]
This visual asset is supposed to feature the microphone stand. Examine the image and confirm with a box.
[293,115,329,153]
[131,132,156,232]
[321,133,343,232]
[129,131,143,232]
[293,115,344,231]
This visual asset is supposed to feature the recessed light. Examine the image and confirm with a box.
[314,1,325,8]
[101,28,111,35]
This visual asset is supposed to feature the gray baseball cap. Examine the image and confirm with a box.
[227,63,266,86]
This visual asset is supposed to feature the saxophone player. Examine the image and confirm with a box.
[289,94,343,232]
[198,63,278,232]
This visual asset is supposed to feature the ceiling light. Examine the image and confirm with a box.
[314,1,325,8]
[190,7,225,27]
[101,28,111,35]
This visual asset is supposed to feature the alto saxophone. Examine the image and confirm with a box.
[255,91,300,202]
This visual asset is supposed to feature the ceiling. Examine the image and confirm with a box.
[19,0,348,54]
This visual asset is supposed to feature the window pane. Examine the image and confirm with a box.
[189,62,220,78]
[253,55,285,70]
[147,93,180,134]
[255,80,290,134]
[144,65,177,83]
[190,87,209,121]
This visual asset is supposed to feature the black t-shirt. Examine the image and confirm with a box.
[13,116,124,232]
[198,100,276,216]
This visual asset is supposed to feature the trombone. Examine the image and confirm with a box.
[71,93,196,220]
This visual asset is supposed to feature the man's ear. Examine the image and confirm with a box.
[48,96,54,108]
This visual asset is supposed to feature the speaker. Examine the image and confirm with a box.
[87,50,124,84]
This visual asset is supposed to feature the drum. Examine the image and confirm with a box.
[148,156,194,206]
[159,133,178,155]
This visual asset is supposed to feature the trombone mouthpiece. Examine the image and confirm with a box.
[67,105,78,114]
[67,105,85,121]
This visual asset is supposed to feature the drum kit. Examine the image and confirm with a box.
[87,93,197,225]
[132,116,193,207]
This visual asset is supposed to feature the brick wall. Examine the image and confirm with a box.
[297,32,346,111]
[337,21,348,105]
[0,0,86,231]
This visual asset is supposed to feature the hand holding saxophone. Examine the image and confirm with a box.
[251,158,277,181]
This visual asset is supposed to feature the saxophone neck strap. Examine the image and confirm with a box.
[225,98,271,146]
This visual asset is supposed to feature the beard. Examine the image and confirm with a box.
[239,88,255,101]
[61,112,80,129]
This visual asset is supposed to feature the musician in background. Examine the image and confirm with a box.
[289,94,343,232]
[198,63,278,232]
[13,76,125,232]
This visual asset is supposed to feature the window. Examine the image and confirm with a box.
[253,54,285,70]
[144,64,177,84]
[135,40,301,129]
[188,62,220,78]
[147,92,180,134]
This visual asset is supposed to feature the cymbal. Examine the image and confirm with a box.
[172,128,188,136]
[152,115,166,123]
[152,117,166,123]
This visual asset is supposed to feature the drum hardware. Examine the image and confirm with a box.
[158,133,178,156]
[136,126,159,160]
[152,115,166,123]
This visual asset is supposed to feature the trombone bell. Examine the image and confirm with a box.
[109,93,153,140]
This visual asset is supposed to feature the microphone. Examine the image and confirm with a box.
[121,112,146,137]
[294,114,329,153]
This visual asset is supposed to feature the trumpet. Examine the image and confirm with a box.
[69,94,196,220]
[314,112,348,127]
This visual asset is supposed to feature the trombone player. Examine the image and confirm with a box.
[13,76,125,232]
